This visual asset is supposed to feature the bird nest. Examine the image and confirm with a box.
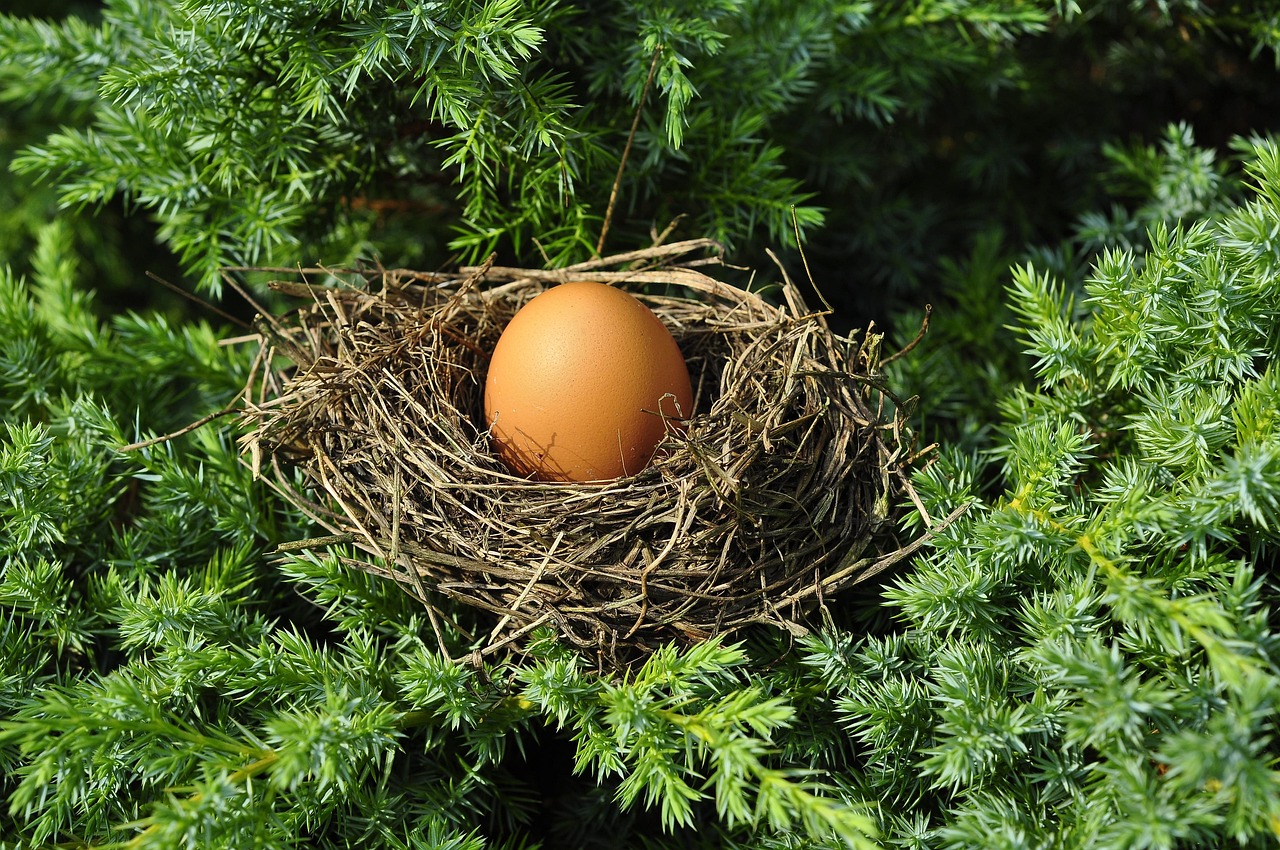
[241,240,948,668]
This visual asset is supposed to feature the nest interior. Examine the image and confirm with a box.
[243,240,940,667]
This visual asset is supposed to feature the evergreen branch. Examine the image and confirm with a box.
[1006,488,1264,688]
[659,698,879,848]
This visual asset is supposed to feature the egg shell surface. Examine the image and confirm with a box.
[483,281,693,482]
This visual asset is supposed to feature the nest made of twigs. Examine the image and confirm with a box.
[242,240,943,668]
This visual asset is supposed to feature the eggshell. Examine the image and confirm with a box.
[483,281,693,482]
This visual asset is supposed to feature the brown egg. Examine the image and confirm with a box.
[484,281,693,482]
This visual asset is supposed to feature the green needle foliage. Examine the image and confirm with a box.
[865,136,1280,847]
[6,2,1280,849]
[7,0,1280,316]
[5,135,1280,848]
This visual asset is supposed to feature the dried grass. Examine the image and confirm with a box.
[241,239,952,668]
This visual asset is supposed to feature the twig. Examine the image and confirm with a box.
[789,206,834,314]
[146,271,251,329]
[562,237,721,273]
[881,304,933,367]
[220,268,282,337]
[118,406,239,452]
[596,47,662,256]
[487,531,561,645]
[121,330,270,453]
[475,613,555,661]
[806,501,971,597]
[218,333,263,346]
[273,533,357,553]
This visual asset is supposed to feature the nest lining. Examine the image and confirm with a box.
[243,240,936,666]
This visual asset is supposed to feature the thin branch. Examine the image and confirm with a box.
[219,268,281,337]
[789,205,833,314]
[596,47,663,257]
[146,271,250,329]
[118,406,239,453]
[881,304,932,367]
[119,336,267,453]
[273,533,357,553]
